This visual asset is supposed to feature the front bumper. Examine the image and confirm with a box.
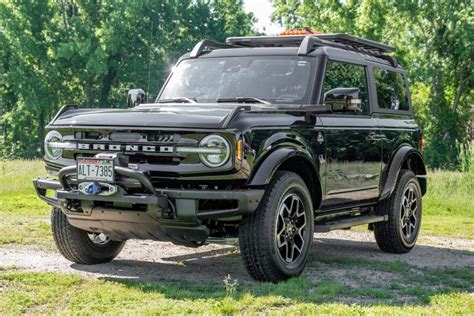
[33,165,264,245]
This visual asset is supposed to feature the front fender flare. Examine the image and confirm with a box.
[380,146,427,200]
[248,146,319,186]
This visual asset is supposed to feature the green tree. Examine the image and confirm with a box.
[0,0,255,158]
[273,0,473,170]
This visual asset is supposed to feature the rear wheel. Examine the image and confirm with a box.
[51,207,126,264]
[239,171,314,282]
[374,170,422,253]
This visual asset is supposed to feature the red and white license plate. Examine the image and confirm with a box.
[77,158,114,182]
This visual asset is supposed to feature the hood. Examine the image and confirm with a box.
[51,104,238,129]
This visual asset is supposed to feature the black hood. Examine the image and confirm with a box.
[51,104,238,129]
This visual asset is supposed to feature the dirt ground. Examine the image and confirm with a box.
[1,230,472,284]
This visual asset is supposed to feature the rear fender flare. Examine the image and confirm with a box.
[380,146,427,200]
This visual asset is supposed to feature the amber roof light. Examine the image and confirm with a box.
[280,27,320,36]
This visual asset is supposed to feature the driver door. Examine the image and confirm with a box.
[319,61,382,209]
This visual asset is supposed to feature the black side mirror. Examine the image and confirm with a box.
[127,89,146,107]
[323,87,361,112]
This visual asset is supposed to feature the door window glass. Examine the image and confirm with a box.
[322,61,369,115]
[374,68,409,111]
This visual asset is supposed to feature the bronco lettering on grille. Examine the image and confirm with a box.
[77,144,174,153]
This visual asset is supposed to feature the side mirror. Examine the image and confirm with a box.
[127,89,146,107]
[323,87,362,112]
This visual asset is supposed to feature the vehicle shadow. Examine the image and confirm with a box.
[71,233,473,306]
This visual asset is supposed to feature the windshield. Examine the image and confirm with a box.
[158,56,316,104]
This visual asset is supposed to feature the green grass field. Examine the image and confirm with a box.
[1,269,472,314]
[0,159,472,314]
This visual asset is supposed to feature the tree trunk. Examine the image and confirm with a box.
[99,66,117,107]
[452,78,466,114]
[431,72,441,116]
[60,0,69,29]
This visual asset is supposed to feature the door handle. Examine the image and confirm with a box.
[367,132,379,141]
[367,133,386,141]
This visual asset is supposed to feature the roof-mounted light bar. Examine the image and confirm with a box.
[280,27,318,36]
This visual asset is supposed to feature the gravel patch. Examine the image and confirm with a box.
[0,230,472,284]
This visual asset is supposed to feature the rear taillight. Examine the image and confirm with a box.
[419,133,424,155]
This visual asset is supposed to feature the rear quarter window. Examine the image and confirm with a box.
[374,68,409,111]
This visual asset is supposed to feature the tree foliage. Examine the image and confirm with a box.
[0,0,255,158]
[1,0,472,171]
[273,0,473,170]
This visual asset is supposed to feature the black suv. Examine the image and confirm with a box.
[34,33,427,282]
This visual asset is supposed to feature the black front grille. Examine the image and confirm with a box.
[76,131,177,143]
[128,155,181,165]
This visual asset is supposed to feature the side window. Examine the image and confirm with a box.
[374,68,409,111]
[322,61,369,115]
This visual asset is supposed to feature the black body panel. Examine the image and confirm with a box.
[52,104,236,129]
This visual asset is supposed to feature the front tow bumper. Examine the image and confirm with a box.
[33,165,264,245]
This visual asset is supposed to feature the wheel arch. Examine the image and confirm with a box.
[380,145,427,200]
[248,147,322,210]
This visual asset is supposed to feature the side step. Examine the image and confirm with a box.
[314,215,388,233]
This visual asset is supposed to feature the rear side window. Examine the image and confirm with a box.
[374,68,409,111]
[322,61,369,115]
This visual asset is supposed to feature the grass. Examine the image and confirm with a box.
[0,259,472,314]
[0,159,472,314]
[421,169,474,238]
[0,160,52,249]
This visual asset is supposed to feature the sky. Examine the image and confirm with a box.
[243,0,284,35]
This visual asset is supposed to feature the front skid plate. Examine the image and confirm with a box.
[65,208,209,246]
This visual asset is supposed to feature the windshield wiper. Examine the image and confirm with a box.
[216,97,270,104]
[158,97,197,104]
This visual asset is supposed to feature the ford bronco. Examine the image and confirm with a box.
[33,31,426,282]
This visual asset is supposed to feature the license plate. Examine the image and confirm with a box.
[77,158,114,182]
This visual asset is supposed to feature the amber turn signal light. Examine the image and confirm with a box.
[236,139,243,161]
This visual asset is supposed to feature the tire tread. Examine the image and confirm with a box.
[51,207,125,264]
[374,170,421,254]
[239,171,312,282]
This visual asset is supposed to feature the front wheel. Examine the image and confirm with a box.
[374,170,422,253]
[239,171,314,282]
[51,207,126,264]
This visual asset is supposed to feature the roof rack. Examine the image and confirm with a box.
[226,33,397,66]
[227,33,394,53]
[189,34,397,66]
[317,34,394,53]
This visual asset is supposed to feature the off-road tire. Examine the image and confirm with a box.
[239,171,314,282]
[51,207,126,264]
[374,170,422,253]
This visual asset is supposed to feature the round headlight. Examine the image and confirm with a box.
[199,135,230,168]
[44,130,63,160]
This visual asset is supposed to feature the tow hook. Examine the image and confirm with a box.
[78,182,118,196]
